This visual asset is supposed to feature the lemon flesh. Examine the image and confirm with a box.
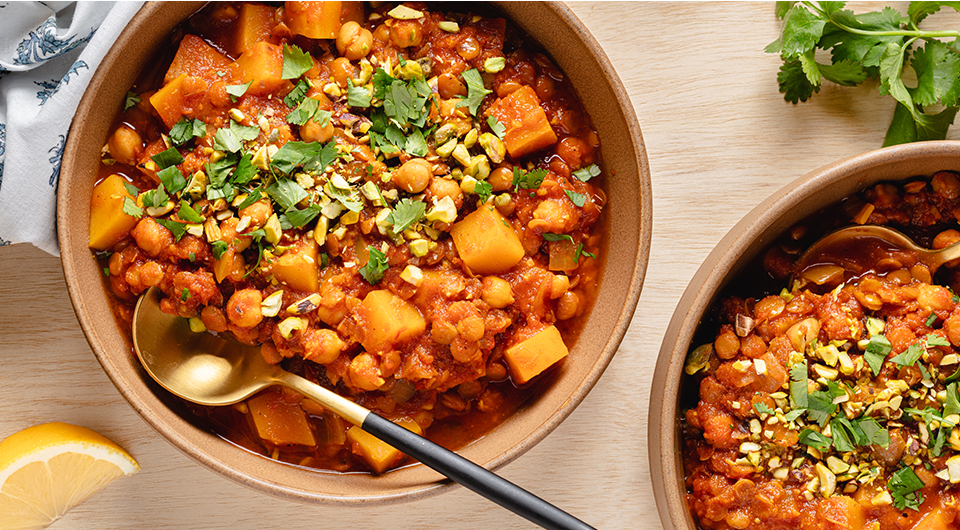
[0,422,139,529]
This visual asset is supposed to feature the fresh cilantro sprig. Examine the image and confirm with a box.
[887,466,925,511]
[768,2,960,145]
[359,246,389,284]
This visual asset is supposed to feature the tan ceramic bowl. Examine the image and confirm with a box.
[650,141,960,529]
[58,2,650,503]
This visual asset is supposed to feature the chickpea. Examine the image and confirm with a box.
[457,315,485,342]
[556,291,579,320]
[488,166,513,191]
[714,329,740,359]
[301,328,345,364]
[299,116,334,143]
[429,176,463,208]
[239,200,271,229]
[485,362,508,381]
[555,136,592,169]
[392,158,432,193]
[437,72,466,99]
[372,23,391,44]
[337,21,373,61]
[390,20,422,47]
[138,261,164,288]
[131,218,173,257]
[535,74,555,101]
[432,321,458,345]
[330,57,356,88]
[549,274,569,299]
[934,229,960,250]
[933,171,960,199]
[481,276,514,308]
[108,125,143,166]
[226,288,263,328]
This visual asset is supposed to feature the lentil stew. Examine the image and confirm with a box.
[88,1,606,474]
[682,172,960,529]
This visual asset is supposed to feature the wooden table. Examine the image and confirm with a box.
[0,2,941,528]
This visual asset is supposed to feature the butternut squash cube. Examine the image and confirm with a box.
[283,1,363,39]
[816,496,865,530]
[233,4,277,56]
[346,418,422,473]
[488,85,558,159]
[248,391,317,447]
[451,205,524,274]
[503,325,568,384]
[164,34,231,85]
[357,290,426,352]
[88,174,139,251]
[231,41,288,96]
[149,73,189,129]
[271,238,319,292]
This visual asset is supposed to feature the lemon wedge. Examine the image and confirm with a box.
[0,422,140,529]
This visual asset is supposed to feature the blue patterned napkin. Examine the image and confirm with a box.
[0,1,143,255]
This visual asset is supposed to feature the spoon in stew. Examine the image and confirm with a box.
[793,224,960,287]
[132,286,594,530]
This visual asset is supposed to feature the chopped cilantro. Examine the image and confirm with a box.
[457,68,491,116]
[177,200,204,223]
[887,467,925,511]
[140,184,169,208]
[543,233,575,244]
[303,141,339,174]
[236,188,263,211]
[944,382,960,417]
[387,198,426,233]
[229,119,260,141]
[798,428,831,451]
[475,180,493,203]
[487,115,506,139]
[805,390,837,427]
[573,164,601,182]
[122,181,140,196]
[347,78,372,108]
[283,204,322,228]
[926,313,938,327]
[213,128,242,153]
[753,402,775,416]
[890,341,924,367]
[512,167,548,191]
[157,165,186,195]
[123,91,141,111]
[830,417,857,451]
[864,335,892,376]
[270,141,322,174]
[157,219,187,242]
[265,179,308,211]
[564,190,587,207]
[169,118,206,147]
[927,333,950,347]
[359,246,389,285]
[404,128,429,157]
[151,147,184,170]
[180,288,191,301]
[231,153,259,185]
[121,196,143,218]
[281,44,313,80]
[286,97,320,126]
[225,80,253,102]
[789,361,809,409]
[284,78,310,107]
[210,240,229,260]
[856,416,889,447]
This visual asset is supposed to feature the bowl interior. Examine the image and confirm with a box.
[58,1,651,503]
[649,141,960,529]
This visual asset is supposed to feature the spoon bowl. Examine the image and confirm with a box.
[132,287,593,530]
[793,224,960,288]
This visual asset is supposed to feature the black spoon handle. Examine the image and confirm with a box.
[362,413,596,530]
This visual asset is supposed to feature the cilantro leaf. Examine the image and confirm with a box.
[805,390,837,427]
[210,240,228,260]
[457,68,492,116]
[213,128,242,153]
[864,334,891,376]
[281,44,313,80]
[818,59,868,87]
[270,141,322,174]
[177,200,204,223]
[789,361,809,409]
[231,153,259,185]
[303,141,338,174]
[944,382,960,418]
[404,128,429,157]
[856,416,890,447]
[226,80,253,102]
[156,219,188,242]
[124,91,141,111]
[910,40,960,107]
[753,402,775,416]
[778,60,820,103]
[512,167,548,191]
[286,96,320,126]
[347,78,371,108]
[830,417,856,452]
[487,115,506,140]
[359,246,389,285]
[543,233,575,244]
[122,196,143,218]
[778,4,827,59]
[573,164,601,182]
[798,428,831,451]
[887,467,925,511]
[927,333,950,347]
[475,179,493,203]
[284,78,310,107]
[387,198,426,233]
[283,204,322,228]
[564,190,587,207]
[157,166,187,195]
[169,118,206,146]
[265,179,308,211]
[151,147,184,170]
[235,188,263,211]
[890,341,924,367]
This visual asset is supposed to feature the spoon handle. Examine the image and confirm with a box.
[362,413,596,530]
[277,372,594,530]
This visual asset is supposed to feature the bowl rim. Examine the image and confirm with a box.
[648,140,960,529]
[58,0,652,504]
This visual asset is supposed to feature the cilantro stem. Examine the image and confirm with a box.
[803,1,960,39]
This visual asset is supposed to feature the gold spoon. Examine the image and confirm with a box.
[133,287,593,530]
[793,224,960,287]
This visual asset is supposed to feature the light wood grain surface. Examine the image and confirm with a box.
[0,2,946,529]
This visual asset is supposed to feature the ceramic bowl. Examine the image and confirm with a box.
[58,2,651,503]
[649,141,960,529]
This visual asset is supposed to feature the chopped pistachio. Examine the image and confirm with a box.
[460,175,478,194]
[483,56,506,73]
[400,265,423,286]
[277,316,306,338]
[261,290,284,318]
[145,200,175,217]
[229,108,245,122]
[478,132,505,164]
[409,238,429,257]
[437,20,459,33]
[287,294,321,315]
[264,213,282,244]
[186,223,204,238]
[341,210,360,225]
[463,128,479,148]
[425,196,458,224]
[451,143,471,167]
[388,4,423,19]
[188,317,206,333]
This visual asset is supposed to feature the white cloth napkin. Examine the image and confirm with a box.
[0,1,144,256]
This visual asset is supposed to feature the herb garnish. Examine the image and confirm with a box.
[359,246,389,285]
[887,467,925,511]
[281,44,313,80]
[457,68,492,116]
